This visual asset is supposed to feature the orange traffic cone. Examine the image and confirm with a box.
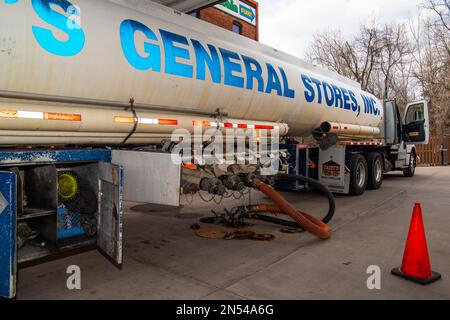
[391,203,441,285]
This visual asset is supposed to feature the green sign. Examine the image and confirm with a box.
[220,0,238,13]
[216,0,256,25]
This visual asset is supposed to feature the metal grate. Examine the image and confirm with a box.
[57,207,85,239]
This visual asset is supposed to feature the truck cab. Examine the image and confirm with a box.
[384,100,430,177]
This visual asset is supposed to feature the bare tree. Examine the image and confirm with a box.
[306,1,449,136]
[423,0,450,31]
[306,22,411,101]
[379,24,414,100]
[306,25,383,92]
[411,2,450,136]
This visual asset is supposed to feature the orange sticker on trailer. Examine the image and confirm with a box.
[44,112,81,121]
[114,116,136,123]
[0,110,18,118]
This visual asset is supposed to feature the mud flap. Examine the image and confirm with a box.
[319,146,349,194]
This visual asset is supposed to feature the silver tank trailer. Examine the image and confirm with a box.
[0,0,383,139]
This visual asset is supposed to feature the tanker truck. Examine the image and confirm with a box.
[0,0,429,298]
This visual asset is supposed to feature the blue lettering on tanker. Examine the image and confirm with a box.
[220,48,245,88]
[265,63,283,96]
[191,40,222,84]
[31,0,85,57]
[28,3,296,100]
[280,67,295,98]
[26,5,383,111]
[119,19,296,98]
[300,73,379,117]
[361,95,381,116]
[242,55,264,92]
[120,19,161,72]
[160,30,193,78]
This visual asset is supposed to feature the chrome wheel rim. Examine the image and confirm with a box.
[356,161,366,188]
[374,159,382,182]
[410,154,416,174]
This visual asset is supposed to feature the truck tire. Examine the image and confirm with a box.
[403,150,416,177]
[366,152,384,190]
[348,154,368,196]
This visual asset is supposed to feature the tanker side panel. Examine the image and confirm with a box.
[0,0,382,136]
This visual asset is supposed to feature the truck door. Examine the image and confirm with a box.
[384,101,400,145]
[0,172,17,299]
[97,163,123,266]
[403,100,430,144]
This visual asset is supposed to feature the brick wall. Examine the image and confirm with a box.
[197,0,258,41]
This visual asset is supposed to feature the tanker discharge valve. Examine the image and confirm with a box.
[199,178,226,196]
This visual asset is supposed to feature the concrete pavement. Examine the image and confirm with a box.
[17,167,450,299]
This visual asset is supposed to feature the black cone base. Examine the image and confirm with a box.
[391,267,442,285]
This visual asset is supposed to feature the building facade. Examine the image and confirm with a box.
[190,0,259,41]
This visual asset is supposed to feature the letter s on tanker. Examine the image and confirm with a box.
[0,0,383,136]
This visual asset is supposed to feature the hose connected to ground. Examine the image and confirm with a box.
[252,179,332,240]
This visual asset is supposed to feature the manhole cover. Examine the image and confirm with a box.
[196,227,228,239]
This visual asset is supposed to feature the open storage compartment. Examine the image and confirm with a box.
[2,161,123,267]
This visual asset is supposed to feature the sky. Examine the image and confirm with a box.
[257,0,423,58]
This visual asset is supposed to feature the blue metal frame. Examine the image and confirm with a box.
[0,149,111,166]
[276,144,309,191]
[0,171,17,299]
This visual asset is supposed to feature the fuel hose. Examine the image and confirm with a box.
[252,177,334,239]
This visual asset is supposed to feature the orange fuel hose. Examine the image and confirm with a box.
[253,179,331,240]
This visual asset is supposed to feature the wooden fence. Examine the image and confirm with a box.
[415,136,450,166]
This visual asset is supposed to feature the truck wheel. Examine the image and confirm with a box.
[403,150,416,177]
[367,152,384,190]
[349,154,368,196]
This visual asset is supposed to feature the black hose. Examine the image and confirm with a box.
[250,213,302,228]
[276,174,335,224]
[248,174,335,228]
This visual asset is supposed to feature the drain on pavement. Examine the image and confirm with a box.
[196,227,228,239]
